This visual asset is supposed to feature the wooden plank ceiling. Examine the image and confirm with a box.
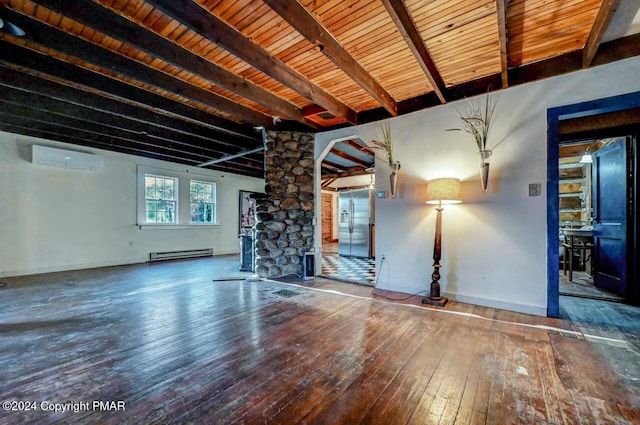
[321,138,375,186]
[0,0,638,178]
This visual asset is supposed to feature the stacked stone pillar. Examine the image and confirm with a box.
[254,131,315,278]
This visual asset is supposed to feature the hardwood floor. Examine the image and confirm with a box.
[559,270,625,302]
[1,256,639,424]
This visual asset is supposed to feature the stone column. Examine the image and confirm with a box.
[255,131,315,278]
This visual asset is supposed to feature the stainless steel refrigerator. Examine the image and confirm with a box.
[338,188,372,258]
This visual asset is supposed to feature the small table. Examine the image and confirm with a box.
[562,229,594,282]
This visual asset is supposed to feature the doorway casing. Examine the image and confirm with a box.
[547,91,640,317]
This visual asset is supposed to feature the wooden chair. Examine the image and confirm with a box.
[562,234,593,282]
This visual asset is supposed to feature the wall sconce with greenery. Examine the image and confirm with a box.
[371,122,401,198]
[448,94,498,193]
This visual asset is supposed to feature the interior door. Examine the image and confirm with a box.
[592,137,630,296]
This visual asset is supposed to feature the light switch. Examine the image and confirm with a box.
[529,183,541,197]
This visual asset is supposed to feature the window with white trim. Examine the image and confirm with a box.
[190,180,216,224]
[144,174,177,223]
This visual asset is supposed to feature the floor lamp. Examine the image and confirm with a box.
[422,178,462,307]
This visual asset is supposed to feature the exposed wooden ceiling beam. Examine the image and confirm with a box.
[0,99,262,168]
[496,0,509,88]
[592,32,640,66]
[327,149,372,168]
[560,108,640,138]
[198,147,265,167]
[0,117,264,177]
[0,61,258,148]
[328,33,640,133]
[0,113,261,178]
[0,83,199,148]
[321,178,337,188]
[583,0,621,68]
[145,0,357,125]
[0,118,200,165]
[558,142,595,158]
[0,86,262,165]
[509,33,640,87]
[0,0,637,181]
[320,160,345,173]
[0,40,259,142]
[229,155,266,169]
[3,8,274,129]
[320,168,372,180]
[343,139,374,156]
[263,0,398,117]
[0,101,221,160]
[29,0,302,122]
[380,0,447,103]
[0,66,260,151]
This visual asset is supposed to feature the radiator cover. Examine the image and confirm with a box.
[149,248,213,262]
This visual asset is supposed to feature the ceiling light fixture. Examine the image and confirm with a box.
[579,145,593,164]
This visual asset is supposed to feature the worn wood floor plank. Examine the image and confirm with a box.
[432,326,483,424]
[264,314,407,423]
[406,324,469,423]
[127,296,365,424]
[1,257,639,424]
[205,300,378,423]
[303,316,427,424]
[359,320,456,425]
[450,327,489,425]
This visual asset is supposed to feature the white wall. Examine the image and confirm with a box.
[314,56,640,316]
[0,133,264,277]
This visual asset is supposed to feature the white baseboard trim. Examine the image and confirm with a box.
[372,282,424,296]
[443,292,547,317]
[0,257,148,278]
[214,249,241,256]
[1,251,242,278]
[373,282,547,316]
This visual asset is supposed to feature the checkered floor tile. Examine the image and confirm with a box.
[321,254,375,285]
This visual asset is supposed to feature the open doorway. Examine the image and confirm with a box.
[558,136,629,303]
[547,92,640,317]
[318,137,376,286]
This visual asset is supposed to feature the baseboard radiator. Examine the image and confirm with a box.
[149,248,213,262]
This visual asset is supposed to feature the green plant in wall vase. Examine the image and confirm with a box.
[448,94,498,193]
[371,122,401,198]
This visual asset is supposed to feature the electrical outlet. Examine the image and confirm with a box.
[128,240,134,246]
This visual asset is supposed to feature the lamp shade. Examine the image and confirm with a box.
[579,154,592,164]
[579,144,593,164]
[426,178,462,204]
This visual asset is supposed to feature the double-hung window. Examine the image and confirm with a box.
[190,180,216,224]
[138,167,219,227]
[144,175,177,223]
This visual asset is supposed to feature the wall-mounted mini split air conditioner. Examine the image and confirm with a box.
[31,145,103,171]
